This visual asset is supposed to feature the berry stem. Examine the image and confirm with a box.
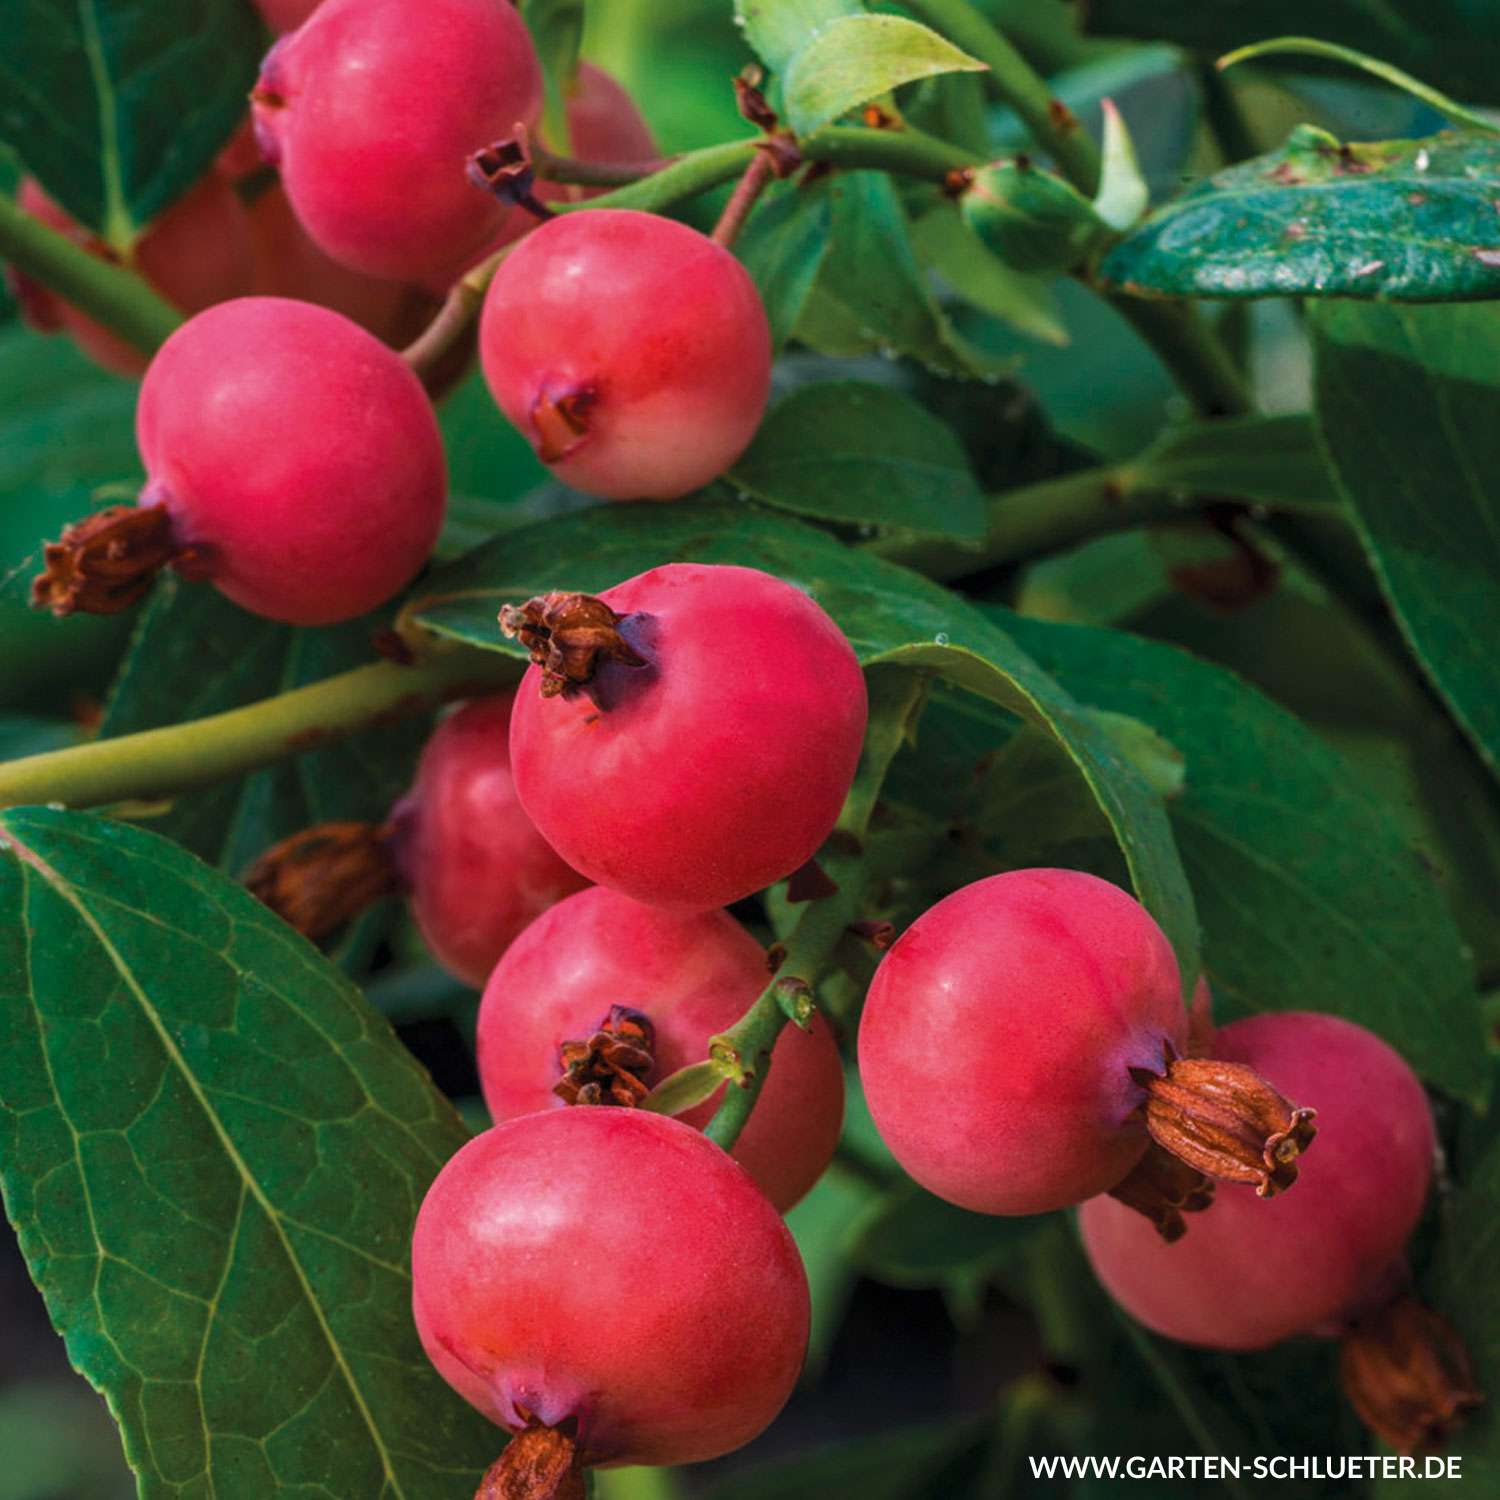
[0,191,182,357]
[530,146,674,187]
[705,668,928,1152]
[0,642,516,812]
[710,148,778,249]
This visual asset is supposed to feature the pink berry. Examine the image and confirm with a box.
[858,869,1187,1215]
[135,297,445,624]
[475,886,844,1210]
[479,209,772,499]
[251,0,543,279]
[388,695,591,987]
[16,175,254,376]
[1079,1012,1436,1350]
[504,565,868,910]
[411,1109,809,1468]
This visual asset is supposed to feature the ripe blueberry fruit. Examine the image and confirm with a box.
[479,209,772,499]
[1079,1012,1435,1350]
[390,695,591,986]
[858,869,1317,1221]
[15,176,253,376]
[252,0,543,279]
[475,886,844,1209]
[502,564,868,910]
[34,298,445,624]
[412,1109,809,1482]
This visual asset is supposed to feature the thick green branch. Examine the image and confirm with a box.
[0,192,181,356]
[0,644,518,811]
[1107,297,1253,418]
[803,123,981,180]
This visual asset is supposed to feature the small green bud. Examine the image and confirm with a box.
[960,157,1111,273]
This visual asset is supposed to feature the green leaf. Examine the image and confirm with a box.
[960,159,1110,275]
[851,1183,1049,1287]
[1218,35,1500,135]
[0,327,138,707]
[728,381,987,540]
[733,0,861,76]
[1133,414,1342,514]
[0,0,265,250]
[1103,126,1500,301]
[0,713,81,762]
[1080,0,1500,105]
[100,579,426,871]
[734,177,834,353]
[782,15,987,138]
[521,0,586,147]
[411,500,1200,984]
[993,608,1486,1102]
[1312,300,1500,779]
[0,807,497,1497]
[795,171,1014,379]
[909,201,1069,346]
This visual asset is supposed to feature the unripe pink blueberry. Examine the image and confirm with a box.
[136,297,445,624]
[857,868,1187,1215]
[506,564,868,910]
[479,209,773,499]
[388,695,590,987]
[15,175,254,376]
[475,886,844,1210]
[411,1109,810,1467]
[1079,1012,1436,1350]
[255,0,322,31]
[252,0,544,279]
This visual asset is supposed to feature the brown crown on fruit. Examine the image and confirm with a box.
[477,1423,585,1500]
[499,591,646,698]
[31,506,183,617]
[1108,1141,1216,1243]
[1339,1294,1482,1454]
[554,1005,657,1107]
[244,821,399,942]
[1129,1041,1317,1197]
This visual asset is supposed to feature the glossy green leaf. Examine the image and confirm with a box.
[1312,300,1500,779]
[100,579,426,872]
[851,1184,1049,1287]
[1104,126,1500,301]
[782,16,986,138]
[1081,0,1500,105]
[960,159,1109,275]
[735,177,834,353]
[784,1166,876,1371]
[909,201,1068,346]
[728,381,987,540]
[0,0,264,249]
[733,0,861,76]
[795,171,1014,379]
[0,807,497,1497]
[993,608,1486,1102]
[410,500,1200,983]
[1133,414,1341,513]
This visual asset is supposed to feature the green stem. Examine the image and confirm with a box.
[865,462,1191,581]
[553,140,758,215]
[0,644,517,811]
[902,0,1102,192]
[0,193,182,356]
[803,122,982,180]
[704,669,926,1152]
[1107,296,1253,418]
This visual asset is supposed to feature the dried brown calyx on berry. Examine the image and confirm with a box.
[1108,1142,1215,1243]
[554,1006,656,1106]
[1339,1294,1482,1454]
[32,506,184,617]
[243,822,400,942]
[1129,1040,1317,1198]
[499,591,646,698]
[477,1423,585,1500]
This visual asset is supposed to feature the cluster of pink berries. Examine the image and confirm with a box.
[27,0,773,627]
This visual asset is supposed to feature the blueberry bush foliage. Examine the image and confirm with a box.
[1,1,1499,1497]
